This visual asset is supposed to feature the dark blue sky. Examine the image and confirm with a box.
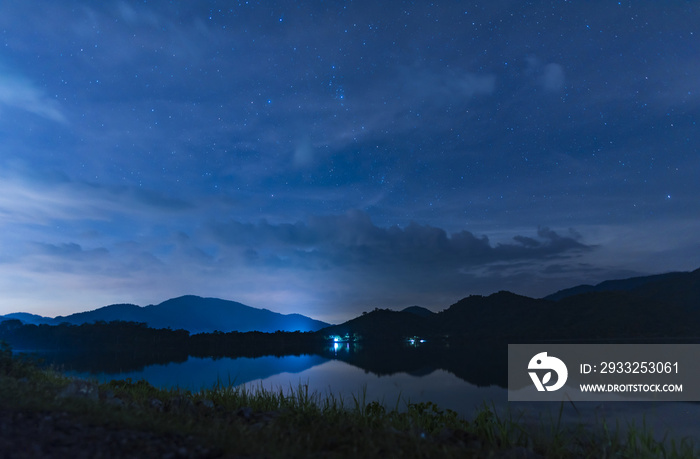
[1,1,698,322]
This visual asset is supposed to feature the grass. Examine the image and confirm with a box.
[1,342,698,458]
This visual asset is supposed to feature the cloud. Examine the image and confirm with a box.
[293,137,315,168]
[31,242,109,260]
[457,73,497,98]
[0,169,192,225]
[209,210,593,270]
[0,73,67,123]
[18,242,114,280]
[540,63,565,92]
[401,67,496,103]
[115,1,162,28]
[525,57,565,92]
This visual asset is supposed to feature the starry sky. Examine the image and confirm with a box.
[1,1,698,323]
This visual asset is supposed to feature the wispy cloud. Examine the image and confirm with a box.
[0,170,192,225]
[0,73,67,123]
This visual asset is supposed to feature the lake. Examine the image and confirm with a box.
[24,343,700,446]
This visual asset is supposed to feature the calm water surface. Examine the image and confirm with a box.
[41,350,700,445]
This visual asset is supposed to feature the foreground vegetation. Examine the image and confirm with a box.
[1,343,697,458]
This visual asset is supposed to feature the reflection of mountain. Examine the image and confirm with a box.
[32,348,328,384]
[58,353,330,391]
[31,348,189,375]
[321,267,700,341]
[1,295,330,333]
[321,343,508,388]
[39,344,509,389]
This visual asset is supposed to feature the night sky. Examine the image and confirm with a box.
[1,1,698,323]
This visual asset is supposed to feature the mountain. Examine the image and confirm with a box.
[54,304,148,325]
[630,267,700,310]
[320,306,436,341]
[401,306,435,318]
[320,266,700,342]
[433,291,552,340]
[0,312,54,325]
[140,296,330,333]
[543,269,698,304]
[320,308,430,341]
[4,267,698,340]
[3,296,330,333]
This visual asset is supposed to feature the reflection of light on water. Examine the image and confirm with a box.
[406,336,428,347]
[330,342,351,354]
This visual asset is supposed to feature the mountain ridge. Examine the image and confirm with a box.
[401,305,435,317]
[544,268,700,309]
[3,267,698,338]
[320,267,700,341]
[1,295,330,333]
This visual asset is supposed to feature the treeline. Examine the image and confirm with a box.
[0,319,187,351]
[189,329,323,358]
[0,319,323,359]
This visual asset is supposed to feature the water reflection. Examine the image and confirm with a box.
[252,359,504,416]
[25,346,700,445]
[64,354,329,390]
[332,341,350,354]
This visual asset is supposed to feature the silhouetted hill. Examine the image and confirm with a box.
[320,308,430,341]
[436,291,547,339]
[3,267,697,340]
[552,290,696,338]
[321,270,700,342]
[632,267,700,310]
[544,270,693,302]
[54,304,146,325]
[4,296,330,333]
[401,306,435,318]
[145,296,329,333]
